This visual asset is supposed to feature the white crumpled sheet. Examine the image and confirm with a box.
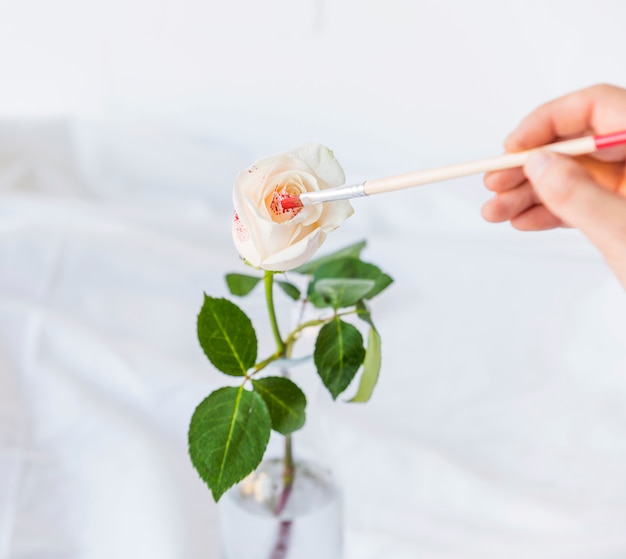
[1,120,626,559]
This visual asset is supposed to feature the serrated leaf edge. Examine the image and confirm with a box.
[252,377,306,435]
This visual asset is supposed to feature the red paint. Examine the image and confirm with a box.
[233,211,250,242]
[270,191,303,218]
[280,194,303,210]
[594,130,626,149]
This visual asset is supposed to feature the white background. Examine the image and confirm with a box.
[2,2,626,559]
[1,0,625,163]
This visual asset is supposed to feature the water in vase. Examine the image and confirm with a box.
[219,458,343,559]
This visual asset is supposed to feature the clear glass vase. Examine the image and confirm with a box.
[218,358,343,559]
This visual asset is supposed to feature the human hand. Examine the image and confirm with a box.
[482,84,626,288]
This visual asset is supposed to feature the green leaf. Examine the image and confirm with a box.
[225,273,262,297]
[197,296,257,376]
[308,258,393,308]
[276,280,301,301]
[294,240,367,275]
[313,278,376,309]
[252,376,307,435]
[349,327,382,403]
[188,386,271,501]
[314,317,365,399]
[355,300,374,328]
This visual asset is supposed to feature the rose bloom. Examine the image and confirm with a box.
[232,144,354,271]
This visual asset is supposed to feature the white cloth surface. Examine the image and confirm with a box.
[1,119,626,559]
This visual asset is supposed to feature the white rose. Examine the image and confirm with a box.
[232,143,354,271]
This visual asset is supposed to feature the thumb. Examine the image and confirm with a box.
[524,150,626,262]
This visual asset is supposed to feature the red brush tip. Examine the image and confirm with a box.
[279,194,303,210]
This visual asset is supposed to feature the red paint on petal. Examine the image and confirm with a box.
[270,189,303,220]
[233,211,251,242]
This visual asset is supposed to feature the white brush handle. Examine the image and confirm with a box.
[363,136,595,195]
[298,132,626,206]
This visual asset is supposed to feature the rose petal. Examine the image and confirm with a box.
[232,212,262,268]
[318,199,354,232]
[288,144,345,188]
[261,229,326,271]
[231,143,352,271]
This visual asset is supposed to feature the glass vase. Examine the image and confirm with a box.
[218,358,343,559]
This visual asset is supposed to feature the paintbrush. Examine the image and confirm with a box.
[279,130,626,209]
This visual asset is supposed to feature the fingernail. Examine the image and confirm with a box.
[524,150,553,181]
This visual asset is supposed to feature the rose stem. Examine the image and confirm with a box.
[269,519,293,559]
[269,434,295,559]
[264,271,296,558]
[275,435,294,515]
[264,271,286,356]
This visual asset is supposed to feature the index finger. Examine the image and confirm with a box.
[505,84,626,152]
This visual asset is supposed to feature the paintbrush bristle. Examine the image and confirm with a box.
[279,194,303,210]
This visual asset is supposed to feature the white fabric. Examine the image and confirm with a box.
[1,119,626,559]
